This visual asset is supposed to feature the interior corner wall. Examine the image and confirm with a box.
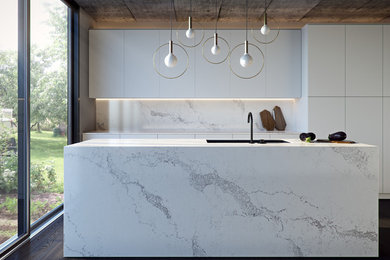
[79,8,96,136]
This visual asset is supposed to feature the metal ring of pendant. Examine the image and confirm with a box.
[201,35,230,64]
[176,23,205,48]
[251,18,280,45]
[228,42,265,80]
[153,42,189,79]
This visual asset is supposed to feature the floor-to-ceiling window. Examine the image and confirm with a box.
[0,0,19,245]
[30,0,67,224]
[0,0,76,255]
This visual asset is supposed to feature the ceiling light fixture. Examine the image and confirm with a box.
[165,0,177,68]
[176,0,204,48]
[229,0,264,79]
[186,0,194,39]
[252,0,280,45]
[201,0,230,64]
[153,0,189,79]
[240,0,252,68]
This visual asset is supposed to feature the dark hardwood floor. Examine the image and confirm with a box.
[5,200,390,260]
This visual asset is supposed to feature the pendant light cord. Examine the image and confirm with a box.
[215,0,218,33]
[245,0,248,41]
[190,0,192,16]
[170,0,173,41]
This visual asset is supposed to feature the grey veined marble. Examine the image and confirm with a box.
[64,139,378,257]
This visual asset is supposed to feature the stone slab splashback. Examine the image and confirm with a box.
[96,99,298,133]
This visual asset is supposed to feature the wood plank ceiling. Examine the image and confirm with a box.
[74,0,390,29]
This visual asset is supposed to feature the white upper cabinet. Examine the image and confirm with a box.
[346,25,382,96]
[124,30,160,98]
[266,30,301,98]
[384,25,390,96]
[89,29,301,98]
[89,30,124,98]
[307,25,345,97]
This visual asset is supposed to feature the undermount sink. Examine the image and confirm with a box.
[206,139,289,144]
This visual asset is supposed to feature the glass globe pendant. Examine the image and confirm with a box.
[260,12,270,35]
[252,0,280,45]
[185,16,195,39]
[153,0,189,79]
[164,40,177,68]
[240,40,253,67]
[211,33,221,55]
[201,0,230,64]
[229,0,264,79]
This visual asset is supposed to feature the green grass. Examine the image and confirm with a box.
[30,130,66,188]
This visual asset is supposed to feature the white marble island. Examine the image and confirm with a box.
[64,139,378,257]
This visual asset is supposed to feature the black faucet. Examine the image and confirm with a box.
[247,112,254,143]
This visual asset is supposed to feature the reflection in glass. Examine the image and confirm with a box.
[0,0,18,245]
[30,0,68,224]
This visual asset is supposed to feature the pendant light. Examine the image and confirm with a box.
[229,0,264,79]
[240,0,253,68]
[153,0,189,79]
[201,0,230,64]
[252,0,279,45]
[165,0,177,68]
[261,0,270,35]
[176,0,204,48]
[211,0,220,55]
[186,0,194,39]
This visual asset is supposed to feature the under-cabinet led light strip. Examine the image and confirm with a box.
[95,98,297,102]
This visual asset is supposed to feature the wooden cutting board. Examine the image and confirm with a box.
[315,139,356,144]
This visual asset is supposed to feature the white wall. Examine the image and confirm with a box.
[79,9,96,139]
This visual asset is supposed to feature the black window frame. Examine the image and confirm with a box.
[0,0,80,257]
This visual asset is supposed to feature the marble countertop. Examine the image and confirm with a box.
[68,138,375,148]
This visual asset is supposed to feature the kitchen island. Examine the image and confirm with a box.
[64,139,378,257]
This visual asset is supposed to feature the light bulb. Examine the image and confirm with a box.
[261,24,270,35]
[164,53,177,68]
[240,53,253,68]
[211,44,221,55]
[186,28,195,39]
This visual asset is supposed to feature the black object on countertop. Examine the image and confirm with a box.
[328,131,347,141]
[299,132,316,141]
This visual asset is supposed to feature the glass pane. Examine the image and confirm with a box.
[0,0,18,245]
[30,0,68,223]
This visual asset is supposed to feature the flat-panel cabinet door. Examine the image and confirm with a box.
[159,30,195,98]
[383,97,390,193]
[89,30,124,98]
[124,30,159,97]
[195,30,231,98]
[229,30,266,98]
[346,97,382,192]
[266,30,301,98]
[384,25,390,97]
[346,25,382,96]
[307,25,345,97]
[308,97,346,139]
